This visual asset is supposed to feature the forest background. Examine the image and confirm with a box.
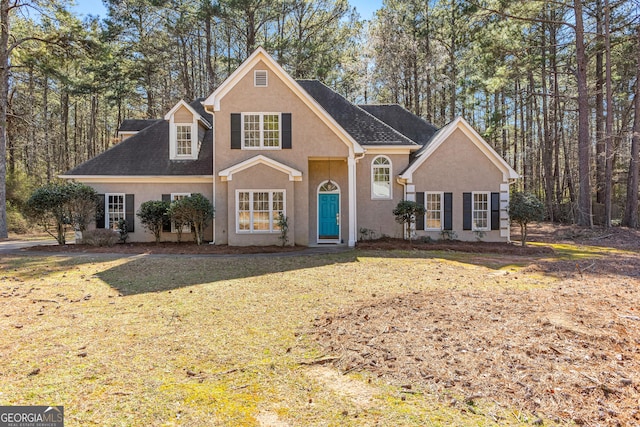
[1,0,639,238]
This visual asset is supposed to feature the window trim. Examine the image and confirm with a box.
[241,113,282,150]
[170,193,191,233]
[424,191,443,231]
[371,155,392,200]
[472,191,490,231]
[235,190,286,234]
[170,120,198,160]
[105,193,125,231]
[175,124,193,157]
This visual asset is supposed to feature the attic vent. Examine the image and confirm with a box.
[254,70,268,87]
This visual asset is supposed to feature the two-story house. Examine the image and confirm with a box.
[61,48,519,246]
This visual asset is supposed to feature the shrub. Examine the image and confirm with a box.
[509,191,545,246]
[168,194,213,245]
[82,229,119,247]
[7,201,29,234]
[392,200,426,243]
[137,200,170,243]
[277,213,289,247]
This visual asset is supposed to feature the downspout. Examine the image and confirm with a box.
[397,177,408,239]
[205,105,216,245]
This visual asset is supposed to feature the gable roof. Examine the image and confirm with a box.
[297,81,419,147]
[203,47,364,155]
[218,155,302,182]
[358,104,439,146]
[61,99,213,177]
[400,116,519,182]
[118,119,161,132]
[164,99,212,129]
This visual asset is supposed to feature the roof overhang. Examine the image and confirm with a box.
[218,155,302,182]
[400,117,520,183]
[58,175,214,184]
[362,145,420,155]
[203,47,364,156]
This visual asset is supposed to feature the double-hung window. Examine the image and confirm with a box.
[371,156,392,199]
[176,125,192,156]
[473,192,489,230]
[237,190,285,233]
[425,192,442,230]
[242,113,280,149]
[106,194,125,230]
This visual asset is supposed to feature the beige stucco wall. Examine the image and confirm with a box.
[355,153,410,240]
[308,159,348,244]
[81,181,214,243]
[174,106,193,123]
[213,60,352,246]
[411,128,508,242]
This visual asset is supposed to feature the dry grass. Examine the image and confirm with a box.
[1,241,638,426]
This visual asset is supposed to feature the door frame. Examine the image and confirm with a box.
[317,180,341,243]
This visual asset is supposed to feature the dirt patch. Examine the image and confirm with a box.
[311,224,640,425]
[304,366,376,409]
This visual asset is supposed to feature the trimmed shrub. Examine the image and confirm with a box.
[82,229,120,247]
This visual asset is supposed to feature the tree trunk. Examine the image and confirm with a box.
[603,0,613,227]
[623,26,640,228]
[595,0,605,204]
[574,0,593,226]
[0,0,9,237]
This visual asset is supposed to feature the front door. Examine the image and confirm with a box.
[318,193,340,241]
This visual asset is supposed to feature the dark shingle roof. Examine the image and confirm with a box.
[296,80,418,147]
[64,99,212,176]
[118,119,162,132]
[358,104,439,146]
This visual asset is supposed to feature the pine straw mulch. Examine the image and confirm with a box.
[312,224,640,426]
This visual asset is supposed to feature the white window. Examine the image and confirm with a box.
[171,193,191,233]
[473,192,489,230]
[242,113,280,149]
[371,156,392,199]
[236,190,285,233]
[106,193,125,230]
[254,70,268,87]
[176,125,192,156]
[425,192,442,230]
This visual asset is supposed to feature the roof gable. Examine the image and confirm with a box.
[203,47,364,155]
[400,117,519,182]
[218,155,302,182]
[165,99,212,129]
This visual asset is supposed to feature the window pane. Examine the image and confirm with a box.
[372,164,390,198]
[238,192,250,230]
[473,193,488,229]
[237,191,285,233]
[107,194,124,230]
[263,114,280,147]
[272,192,284,231]
[243,115,260,147]
[176,125,192,155]
[425,193,441,229]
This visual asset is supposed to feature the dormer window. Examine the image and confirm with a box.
[176,124,192,156]
[254,70,268,87]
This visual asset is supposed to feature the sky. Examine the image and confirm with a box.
[71,0,384,21]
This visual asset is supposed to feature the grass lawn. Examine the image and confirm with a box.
[0,247,633,426]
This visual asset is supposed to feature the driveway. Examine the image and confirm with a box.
[0,238,58,254]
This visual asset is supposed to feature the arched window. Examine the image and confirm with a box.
[371,156,392,199]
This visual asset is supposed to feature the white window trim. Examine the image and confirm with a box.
[371,155,392,200]
[424,191,444,231]
[235,190,286,234]
[472,191,490,231]
[171,193,192,233]
[241,113,282,150]
[105,193,125,231]
[169,117,198,160]
[254,70,268,87]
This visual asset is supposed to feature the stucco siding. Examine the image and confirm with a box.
[174,106,193,123]
[82,182,214,243]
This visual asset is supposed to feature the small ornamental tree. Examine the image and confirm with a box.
[168,193,214,245]
[393,200,426,243]
[25,183,70,244]
[66,182,99,232]
[137,200,170,243]
[509,191,545,246]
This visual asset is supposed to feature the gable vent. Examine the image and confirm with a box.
[254,70,268,87]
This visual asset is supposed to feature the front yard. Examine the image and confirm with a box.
[1,228,638,426]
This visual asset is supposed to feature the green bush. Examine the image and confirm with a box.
[82,229,120,247]
[137,200,169,243]
[509,191,545,246]
[7,201,29,234]
[168,194,213,245]
[392,200,426,242]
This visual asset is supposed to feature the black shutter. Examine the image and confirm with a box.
[95,194,105,229]
[491,192,500,231]
[281,113,292,149]
[444,192,452,230]
[162,194,171,232]
[231,113,241,149]
[125,194,135,232]
[463,192,472,230]
[415,192,425,231]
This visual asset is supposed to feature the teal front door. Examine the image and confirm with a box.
[318,193,340,240]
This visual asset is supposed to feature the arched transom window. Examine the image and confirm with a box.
[371,156,392,199]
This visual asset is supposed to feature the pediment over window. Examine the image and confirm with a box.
[165,100,212,160]
[218,155,302,182]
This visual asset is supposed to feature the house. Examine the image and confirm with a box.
[61,47,519,246]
